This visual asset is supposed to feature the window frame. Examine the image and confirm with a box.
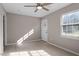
[60,10,79,39]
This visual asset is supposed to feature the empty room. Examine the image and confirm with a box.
[0,3,79,56]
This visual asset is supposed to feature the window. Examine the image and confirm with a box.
[61,10,79,37]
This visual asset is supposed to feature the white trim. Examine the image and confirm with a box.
[6,43,16,46]
[0,4,7,46]
[6,39,41,46]
[24,39,41,42]
[63,22,79,25]
[46,41,79,55]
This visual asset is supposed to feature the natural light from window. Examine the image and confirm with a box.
[9,50,50,56]
[17,29,34,46]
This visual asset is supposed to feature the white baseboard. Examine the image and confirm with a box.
[25,39,41,42]
[46,41,79,56]
[6,39,41,46]
[6,43,16,46]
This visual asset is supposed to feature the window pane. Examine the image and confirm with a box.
[63,15,69,24]
[63,26,66,31]
[69,13,79,23]
[63,11,79,24]
[63,25,73,33]
[67,25,72,33]
[72,25,79,34]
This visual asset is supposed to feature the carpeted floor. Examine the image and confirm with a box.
[3,40,76,56]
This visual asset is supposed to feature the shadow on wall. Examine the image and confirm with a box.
[17,29,34,46]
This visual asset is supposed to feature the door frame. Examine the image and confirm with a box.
[41,18,48,41]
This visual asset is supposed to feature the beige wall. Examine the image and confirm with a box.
[7,13,41,44]
[42,3,79,54]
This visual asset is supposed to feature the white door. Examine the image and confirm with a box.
[0,14,3,54]
[41,18,48,41]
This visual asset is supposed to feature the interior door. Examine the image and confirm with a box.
[41,18,48,41]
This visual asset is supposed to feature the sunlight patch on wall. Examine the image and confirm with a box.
[17,29,34,46]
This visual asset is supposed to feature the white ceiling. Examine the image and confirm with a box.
[2,3,71,17]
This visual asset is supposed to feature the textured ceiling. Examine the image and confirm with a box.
[2,3,71,17]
